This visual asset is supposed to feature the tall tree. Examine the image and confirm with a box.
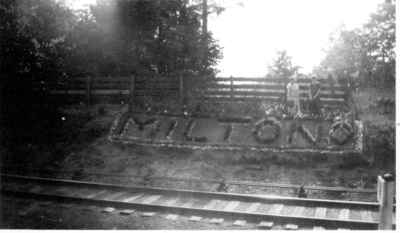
[1,0,77,150]
[316,0,395,88]
[268,50,301,79]
[86,0,222,77]
[363,0,395,87]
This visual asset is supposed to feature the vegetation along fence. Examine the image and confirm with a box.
[42,76,349,106]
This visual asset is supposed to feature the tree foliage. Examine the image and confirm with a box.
[1,0,222,81]
[315,0,395,88]
[0,0,76,150]
[0,0,222,150]
[65,0,222,77]
[267,50,301,79]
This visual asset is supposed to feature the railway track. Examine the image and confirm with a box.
[0,165,377,199]
[1,174,395,230]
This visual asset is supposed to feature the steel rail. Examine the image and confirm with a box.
[0,166,376,194]
[1,174,394,230]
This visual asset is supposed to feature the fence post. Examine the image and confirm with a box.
[230,76,234,101]
[86,75,92,107]
[179,74,184,106]
[284,77,288,105]
[128,74,135,113]
[377,173,394,230]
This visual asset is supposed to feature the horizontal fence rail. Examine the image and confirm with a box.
[35,76,349,105]
[195,77,348,105]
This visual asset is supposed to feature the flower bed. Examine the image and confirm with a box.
[110,111,363,154]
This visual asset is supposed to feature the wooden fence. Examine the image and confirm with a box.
[41,75,179,104]
[40,76,349,106]
[195,77,348,105]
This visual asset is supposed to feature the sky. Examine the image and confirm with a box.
[67,0,382,77]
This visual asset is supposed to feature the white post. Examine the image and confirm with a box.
[378,173,395,230]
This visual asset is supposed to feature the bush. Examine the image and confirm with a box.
[364,123,395,168]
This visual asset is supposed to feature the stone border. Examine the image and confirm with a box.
[353,120,364,153]
[109,111,364,155]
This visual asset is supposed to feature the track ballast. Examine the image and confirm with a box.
[1,174,395,230]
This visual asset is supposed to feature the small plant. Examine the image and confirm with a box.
[223,124,232,142]
[165,120,178,139]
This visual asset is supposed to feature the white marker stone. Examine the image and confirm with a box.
[233,220,246,226]
[165,214,179,220]
[258,221,274,229]
[102,207,115,213]
[189,216,202,222]
[141,212,156,217]
[285,224,299,230]
[210,218,224,224]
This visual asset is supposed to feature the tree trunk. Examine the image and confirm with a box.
[201,0,208,74]
[202,0,208,37]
